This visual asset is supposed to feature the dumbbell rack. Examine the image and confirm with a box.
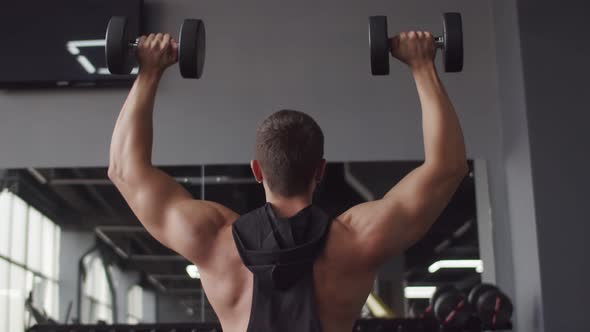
[28,319,512,332]
[355,318,512,332]
[27,322,221,332]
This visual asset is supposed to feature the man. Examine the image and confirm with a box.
[109,30,467,332]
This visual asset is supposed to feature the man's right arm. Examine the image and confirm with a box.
[108,33,237,265]
[338,31,468,269]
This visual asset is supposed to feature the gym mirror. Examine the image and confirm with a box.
[0,161,483,327]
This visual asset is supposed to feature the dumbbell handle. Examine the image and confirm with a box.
[127,38,179,53]
[434,36,444,48]
[388,35,445,50]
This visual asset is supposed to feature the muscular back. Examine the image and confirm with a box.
[199,215,376,332]
[110,164,465,332]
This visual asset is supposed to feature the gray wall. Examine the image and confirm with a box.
[491,1,542,331]
[142,289,157,323]
[517,0,590,330]
[110,268,140,323]
[0,0,501,168]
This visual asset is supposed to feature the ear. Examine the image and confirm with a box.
[251,160,263,183]
[316,159,327,182]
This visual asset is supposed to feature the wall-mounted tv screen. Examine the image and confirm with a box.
[0,0,142,88]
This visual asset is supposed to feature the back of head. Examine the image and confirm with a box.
[255,110,324,197]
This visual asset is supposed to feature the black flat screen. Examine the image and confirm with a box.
[0,0,142,88]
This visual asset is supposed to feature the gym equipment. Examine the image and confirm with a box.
[468,284,513,329]
[28,322,222,332]
[353,318,439,332]
[368,13,463,75]
[408,301,433,319]
[430,285,471,327]
[24,291,58,325]
[105,16,206,79]
[27,317,513,332]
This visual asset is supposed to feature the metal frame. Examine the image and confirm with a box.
[76,244,99,321]
[0,253,57,282]
[98,248,118,323]
[130,255,187,262]
[95,227,129,259]
[48,176,255,186]
[149,274,194,280]
[473,159,497,283]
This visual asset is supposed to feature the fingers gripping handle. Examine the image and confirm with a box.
[128,37,178,57]
[388,35,445,52]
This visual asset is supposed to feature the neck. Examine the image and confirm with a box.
[265,192,313,218]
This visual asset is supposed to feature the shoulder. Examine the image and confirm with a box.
[319,209,383,272]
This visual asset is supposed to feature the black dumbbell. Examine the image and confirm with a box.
[368,13,463,75]
[430,284,471,328]
[468,284,513,329]
[105,16,206,79]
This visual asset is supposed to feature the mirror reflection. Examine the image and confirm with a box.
[0,161,479,328]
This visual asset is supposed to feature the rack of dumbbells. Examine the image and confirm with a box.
[27,317,510,332]
[406,283,514,332]
[28,283,513,332]
[27,322,222,332]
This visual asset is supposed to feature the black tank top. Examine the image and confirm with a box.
[232,203,332,332]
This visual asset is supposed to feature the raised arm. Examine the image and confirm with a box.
[339,31,468,268]
[108,33,237,264]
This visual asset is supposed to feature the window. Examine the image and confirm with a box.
[0,189,61,331]
[0,191,11,257]
[10,194,27,264]
[81,254,113,324]
[127,285,143,324]
[0,260,9,332]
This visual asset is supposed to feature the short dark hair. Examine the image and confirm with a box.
[255,110,324,197]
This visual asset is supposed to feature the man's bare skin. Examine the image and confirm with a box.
[109,31,467,332]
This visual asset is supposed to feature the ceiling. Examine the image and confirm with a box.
[0,161,479,315]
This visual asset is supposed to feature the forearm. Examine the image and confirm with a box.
[109,72,161,178]
[413,63,467,172]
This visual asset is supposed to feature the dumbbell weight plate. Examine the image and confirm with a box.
[431,285,470,327]
[369,16,390,75]
[442,12,463,72]
[479,291,513,327]
[468,284,493,306]
[179,19,206,79]
[105,16,135,75]
[469,284,513,327]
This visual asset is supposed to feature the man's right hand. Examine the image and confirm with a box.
[390,31,436,71]
[137,33,178,76]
